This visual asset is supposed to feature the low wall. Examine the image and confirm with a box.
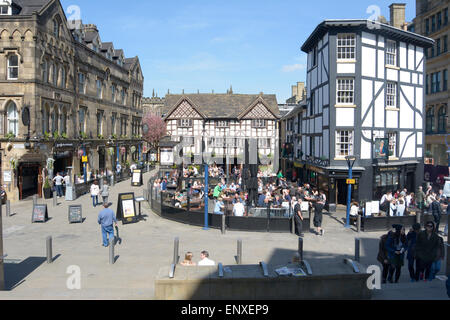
[362,213,448,232]
[155,265,372,300]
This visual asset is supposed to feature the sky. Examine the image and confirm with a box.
[60,0,417,103]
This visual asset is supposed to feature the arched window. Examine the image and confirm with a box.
[53,19,60,38]
[60,67,66,88]
[42,104,50,134]
[51,106,58,134]
[52,63,58,86]
[43,60,48,82]
[7,54,19,80]
[438,105,447,133]
[426,107,435,134]
[6,101,18,136]
[60,107,67,135]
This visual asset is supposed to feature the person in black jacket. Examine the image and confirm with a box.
[430,197,442,234]
[377,232,391,284]
[406,223,421,282]
[385,224,407,283]
[415,221,440,281]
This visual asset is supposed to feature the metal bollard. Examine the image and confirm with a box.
[33,195,37,206]
[46,236,53,264]
[109,239,115,265]
[298,237,304,261]
[6,200,10,218]
[53,191,57,207]
[237,239,242,265]
[416,211,421,225]
[143,189,148,201]
[221,214,226,235]
[357,215,361,233]
[355,238,361,263]
[173,237,179,265]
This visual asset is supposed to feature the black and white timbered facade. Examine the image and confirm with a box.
[300,20,434,210]
[162,93,280,167]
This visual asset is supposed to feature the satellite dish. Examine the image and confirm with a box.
[22,106,30,126]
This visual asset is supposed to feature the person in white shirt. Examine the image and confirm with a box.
[380,192,393,213]
[233,201,245,217]
[53,172,64,198]
[90,181,100,208]
[389,199,398,216]
[198,251,215,266]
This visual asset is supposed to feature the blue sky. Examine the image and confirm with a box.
[60,0,417,102]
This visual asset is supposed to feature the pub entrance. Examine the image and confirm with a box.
[18,163,41,200]
[336,179,351,205]
[54,152,73,174]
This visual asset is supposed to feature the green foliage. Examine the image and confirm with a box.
[43,131,50,141]
[5,132,16,140]
[61,132,68,139]
[43,178,51,189]
[98,134,104,140]
[53,132,60,140]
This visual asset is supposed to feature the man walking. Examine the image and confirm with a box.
[293,197,304,237]
[415,221,440,281]
[98,202,118,247]
[53,172,64,198]
[416,186,426,212]
[406,223,421,282]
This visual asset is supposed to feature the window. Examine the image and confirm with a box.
[216,121,229,128]
[96,79,103,98]
[0,5,8,15]
[432,15,436,32]
[426,74,429,95]
[337,34,356,60]
[426,18,430,34]
[445,8,449,26]
[121,88,126,105]
[312,46,318,67]
[426,107,435,134]
[386,40,397,66]
[111,84,116,102]
[7,55,19,80]
[336,78,354,105]
[437,39,441,56]
[53,20,60,38]
[51,108,58,134]
[310,91,315,116]
[438,106,447,133]
[258,138,271,148]
[335,130,354,158]
[111,113,117,135]
[388,132,397,158]
[177,119,193,128]
[78,108,86,134]
[43,60,48,82]
[436,72,441,92]
[97,111,103,136]
[6,102,18,136]
[386,82,397,108]
[78,73,85,94]
[444,70,448,91]
[60,107,67,135]
[52,63,58,86]
[251,119,266,128]
[431,45,435,58]
[438,12,442,30]
[444,36,448,53]
[42,104,50,134]
[60,67,66,88]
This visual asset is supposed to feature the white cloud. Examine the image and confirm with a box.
[281,64,306,73]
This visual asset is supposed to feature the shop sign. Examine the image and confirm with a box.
[346,179,356,185]
[306,165,325,175]
[3,171,12,182]
[378,167,399,173]
[82,156,88,163]
[55,143,74,149]
[294,162,304,168]
[14,144,25,149]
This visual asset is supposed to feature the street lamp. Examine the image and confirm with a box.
[345,155,357,228]
[202,127,209,231]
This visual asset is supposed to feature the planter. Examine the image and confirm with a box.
[43,187,53,199]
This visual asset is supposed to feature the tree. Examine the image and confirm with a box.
[142,113,167,151]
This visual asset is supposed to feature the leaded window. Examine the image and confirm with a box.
[335,130,354,158]
[336,79,354,105]
[337,34,356,60]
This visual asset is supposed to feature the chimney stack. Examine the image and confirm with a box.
[389,3,406,29]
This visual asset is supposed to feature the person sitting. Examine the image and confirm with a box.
[233,201,245,217]
[180,252,196,266]
[232,193,244,204]
[257,190,267,207]
[350,201,359,225]
[397,198,406,216]
[214,197,225,215]
[389,199,398,217]
[272,195,282,207]
[198,250,215,266]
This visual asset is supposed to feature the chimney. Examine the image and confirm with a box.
[297,82,306,101]
[389,3,406,29]
[292,85,298,97]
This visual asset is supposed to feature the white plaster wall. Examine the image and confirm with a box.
[337,63,355,74]
[361,130,372,160]
[400,132,415,158]
[336,108,354,127]
[374,84,385,127]
[400,85,415,129]
[408,44,415,71]
[386,110,398,128]
[377,49,385,79]
[362,32,377,46]
[399,42,407,69]
[386,68,399,81]
[362,46,376,78]
[362,79,373,127]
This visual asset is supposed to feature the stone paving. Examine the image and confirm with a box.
[0,169,448,300]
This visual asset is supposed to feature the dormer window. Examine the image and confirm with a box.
[0,5,9,15]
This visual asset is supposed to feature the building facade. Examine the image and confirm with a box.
[299,17,433,211]
[411,0,449,169]
[142,91,165,117]
[0,0,144,202]
[161,92,280,172]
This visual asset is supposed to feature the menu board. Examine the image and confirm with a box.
[32,204,48,223]
[116,193,137,225]
[131,170,143,187]
[68,205,83,223]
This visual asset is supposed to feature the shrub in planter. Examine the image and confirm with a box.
[43,178,52,199]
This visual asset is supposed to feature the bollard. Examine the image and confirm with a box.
[221,214,226,235]
[53,191,57,207]
[298,237,304,261]
[109,239,115,265]
[46,236,53,264]
[6,200,10,218]
[173,237,179,265]
[357,215,361,233]
[446,243,450,277]
[33,195,37,206]
[237,239,242,265]
[416,211,421,225]
[355,238,361,263]
[143,189,148,201]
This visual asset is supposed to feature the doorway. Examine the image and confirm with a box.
[336,179,352,205]
[18,163,41,200]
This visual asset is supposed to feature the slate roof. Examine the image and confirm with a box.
[113,49,124,58]
[101,42,114,51]
[7,0,51,16]
[83,30,98,43]
[164,93,279,119]
[124,57,137,70]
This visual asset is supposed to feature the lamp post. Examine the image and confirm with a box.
[202,127,209,231]
[345,155,357,228]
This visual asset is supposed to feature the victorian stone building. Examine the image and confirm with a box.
[0,0,144,202]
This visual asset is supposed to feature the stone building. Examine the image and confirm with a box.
[142,91,165,117]
[410,0,449,167]
[0,0,144,202]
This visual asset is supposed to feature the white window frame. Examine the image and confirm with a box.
[336,78,355,105]
[96,79,103,99]
[0,5,9,15]
[335,130,354,158]
[7,102,18,136]
[386,40,397,67]
[388,132,397,158]
[216,120,229,128]
[386,82,397,108]
[337,33,356,61]
[7,54,19,80]
[251,119,266,128]
[177,119,193,128]
[111,84,116,102]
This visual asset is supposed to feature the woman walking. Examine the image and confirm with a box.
[90,180,100,208]
[385,224,407,283]
[101,181,110,205]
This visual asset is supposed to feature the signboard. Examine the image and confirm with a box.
[131,169,143,187]
[346,179,356,185]
[365,202,372,217]
[3,171,12,183]
[32,204,48,223]
[68,205,83,223]
[160,148,174,165]
[116,193,138,225]
[371,201,380,215]
[82,156,88,163]
[374,138,389,160]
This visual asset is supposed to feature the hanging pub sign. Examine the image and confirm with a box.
[32,204,49,223]
[68,205,83,223]
[374,138,389,160]
[116,193,138,225]
[131,169,143,187]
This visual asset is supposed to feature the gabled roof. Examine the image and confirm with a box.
[113,49,124,58]
[101,42,114,51]
[7,0,51,16]
[163,93,279,120]
[124,57,138,70]
[83,30,98,43]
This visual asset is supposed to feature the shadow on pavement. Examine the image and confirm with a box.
[3,257,47,290]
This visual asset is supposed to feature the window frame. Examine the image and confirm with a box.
[335,130,354,159]
[0,5,9,15]
[251,119,266,128]
[337,33,356,61]
[438,105,447,133]
[96,79,103,99]
[336,78,355,105]
[386,82,397,108]
[426,107,435,134]
[387,132,397,158]
[6,102,18,136]
[177,119,193,128]
[78,73,86,94]
[386,40,397,67]
[7,54,19,80]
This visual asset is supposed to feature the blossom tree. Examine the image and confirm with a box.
[142,113,167,152]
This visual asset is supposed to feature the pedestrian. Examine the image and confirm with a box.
[406,223,421,282]
[389,199,398,216]
[415,221,440,281]
[380,191,393,215]
[416,186,426,211]
[377,231,390,284]
[430,196,442,233]
[385,224,407,283]
[90,180,100,208]
[429,235,445,281]
[313,190,326,236]
[52,172,64,198]
[198,251,215,266]
[101,180,110,205]
[97,202,117,247]
[293,197,304,237]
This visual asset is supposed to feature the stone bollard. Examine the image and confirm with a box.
[173,237,179,265]
[46,236,53,264]
[357,215,361,233]
[33,195,37,206]
[109,239,115,265]
[355,238,361,263]
[237,239,242,265]
[53,191,57,207]
[6,200,10,218]
[298,237,304,261]
[221,214,226,235]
